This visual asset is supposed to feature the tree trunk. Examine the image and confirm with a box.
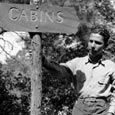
[30,35,42,115]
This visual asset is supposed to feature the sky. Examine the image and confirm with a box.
[0,31,29,64]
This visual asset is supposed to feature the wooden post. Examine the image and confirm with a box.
[30,1,42,115]
[30,34,42,115]
[30,0,42,5]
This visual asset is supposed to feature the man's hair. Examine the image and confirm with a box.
[91,26,110,47]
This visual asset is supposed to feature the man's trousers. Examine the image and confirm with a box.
[72,96,109,115]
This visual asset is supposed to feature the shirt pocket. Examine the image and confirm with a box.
[98,75,110,86]
[97,76,111,93]
[98,81,107,86]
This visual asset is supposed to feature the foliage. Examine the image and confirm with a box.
[0,0,115,115]
[0,47,31,115]
[0,63,31,115]
[95,0,115,23]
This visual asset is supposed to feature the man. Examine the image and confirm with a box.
[43,27,115,115]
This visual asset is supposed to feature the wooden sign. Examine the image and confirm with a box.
[0,3,80,34]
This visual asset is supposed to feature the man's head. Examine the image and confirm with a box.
[88,27,110,57]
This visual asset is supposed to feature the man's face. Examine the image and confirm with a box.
[88,33,105,57]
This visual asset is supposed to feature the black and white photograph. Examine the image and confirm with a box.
[0,0,115,115]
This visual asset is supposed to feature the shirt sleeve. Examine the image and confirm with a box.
[108,72,115,114]
[60,57,80,75]
[42,56,73,79]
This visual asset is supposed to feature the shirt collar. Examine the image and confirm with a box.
[85,54,105,67]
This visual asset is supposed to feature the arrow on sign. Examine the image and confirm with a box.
[0,3,80,34]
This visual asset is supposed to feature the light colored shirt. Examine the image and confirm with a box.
[61,56,115,114]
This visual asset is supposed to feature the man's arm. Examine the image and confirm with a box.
[42,56,74,82]
[108,77,115,115]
